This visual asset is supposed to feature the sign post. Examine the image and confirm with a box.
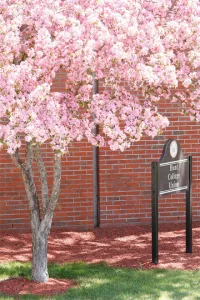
[186,155,192,253]
[152,139,192,264]
[152,162,159,264]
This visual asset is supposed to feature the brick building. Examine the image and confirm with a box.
[0,69,200,231]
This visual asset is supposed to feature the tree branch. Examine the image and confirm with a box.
[33,143,49,213]
[50,152,62,206]
[25,142,34,166]
[40,152,62,234]
[22,142,41,231]
[11,148,23,169]
[166,0,178,18]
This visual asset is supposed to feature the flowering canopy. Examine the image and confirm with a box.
[0,0,200,154]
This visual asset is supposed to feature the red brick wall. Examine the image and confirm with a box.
[0,69,200,231]
[99,105,200,226]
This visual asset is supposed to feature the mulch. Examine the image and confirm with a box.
[0,221,200,296]
[0,277,76,297]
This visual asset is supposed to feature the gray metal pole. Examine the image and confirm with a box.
[93,78,100,227]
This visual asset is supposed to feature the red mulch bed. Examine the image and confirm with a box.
[0,221,200,296]
[0,277,76,296]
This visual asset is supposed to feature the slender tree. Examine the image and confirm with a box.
[0,0,200,282]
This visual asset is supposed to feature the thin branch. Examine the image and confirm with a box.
[11,148,23,169]
[166,0,178,18]
[33,143,49,213]
[75,82,84,96]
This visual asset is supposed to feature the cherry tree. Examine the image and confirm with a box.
[0,0,200,282]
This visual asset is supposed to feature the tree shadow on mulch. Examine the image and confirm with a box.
[1,222,200,298]
[0,222,200,270]
[0,277,76,297]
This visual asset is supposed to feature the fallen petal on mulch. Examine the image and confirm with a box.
[0,277,76,296]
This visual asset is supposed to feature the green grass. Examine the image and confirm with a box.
[1,262,200,299]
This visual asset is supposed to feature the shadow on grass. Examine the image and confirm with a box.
[52,263,200,300]
[0,262,31,280]
[1,262,200,299]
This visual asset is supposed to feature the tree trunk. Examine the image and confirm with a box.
[11,145,62,283]
[32,230,49,282]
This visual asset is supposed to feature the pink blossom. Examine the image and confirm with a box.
[0,0,200,154]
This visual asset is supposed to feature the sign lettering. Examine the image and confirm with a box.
[159,158,188,196]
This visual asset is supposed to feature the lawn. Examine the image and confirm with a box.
[0,262,200,299]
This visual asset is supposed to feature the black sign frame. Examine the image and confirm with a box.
[152,139,192,264]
